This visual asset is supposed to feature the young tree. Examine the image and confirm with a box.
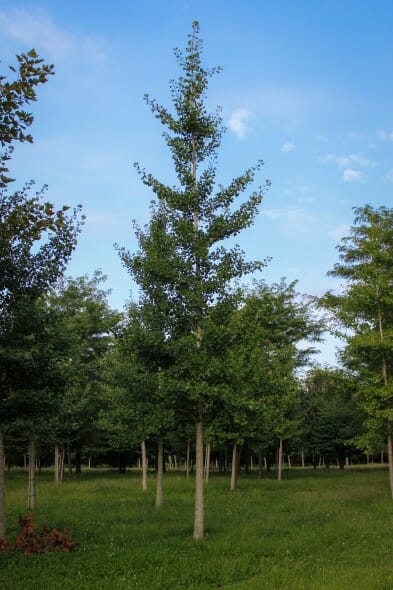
[119,22,269,539]
[321,205,393,495]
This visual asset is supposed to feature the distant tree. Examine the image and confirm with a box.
[321,205,393,495]
[118,22,269,539]
[47,272,120,478]
[302,367,362,468]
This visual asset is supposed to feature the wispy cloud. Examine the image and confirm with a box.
[227,107,252,139]
[377,129,393,141]
[342,168,365,183]
[321,153,374,168]
[0,8,106,64]
[385,169,393,183]
[281,142,296,153]
[260,207,317,231]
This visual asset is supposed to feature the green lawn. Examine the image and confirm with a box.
[1,467,392,589]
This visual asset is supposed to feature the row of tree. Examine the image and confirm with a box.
[1,23,392,543]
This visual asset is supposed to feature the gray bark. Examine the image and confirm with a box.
[277,437,283,481]
[193,420,204,540]
[230,442,238,491]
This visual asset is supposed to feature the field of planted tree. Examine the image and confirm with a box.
[1,466,393,590]
[1,15,393,590]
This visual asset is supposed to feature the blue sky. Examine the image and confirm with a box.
[1,0,392,365]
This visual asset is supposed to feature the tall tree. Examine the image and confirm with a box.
[321,205,393,495]
[0,50,83,540]
[118,22,269,539]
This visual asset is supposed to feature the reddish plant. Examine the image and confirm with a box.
[0,514,78,554]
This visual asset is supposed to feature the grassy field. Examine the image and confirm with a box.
[1,466,393,590]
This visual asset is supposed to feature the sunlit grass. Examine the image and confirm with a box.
[1,466,392,589]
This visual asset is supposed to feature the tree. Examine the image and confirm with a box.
[302,367,362,468]
[0,50,83,540]
[0,49,54,186]
[321,205,393,495]
[118,22,269,539]
[47,272,120,478]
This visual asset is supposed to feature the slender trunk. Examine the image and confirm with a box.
[381,450,384,465]
[250,455,254,471]
[0,429,6,539]
[230,442,238,491]
[287,454,292,468]
[204,442,211,483]
[193,419,204,540]
[28,434,36,510]
[156,438,164,508]
[186,442,191,478]
[59,446,65,482]
[301,450,305,468]
[141,440,148,491]
[54,446,59,483]
[88,456,92,469]
[277,437,283,481]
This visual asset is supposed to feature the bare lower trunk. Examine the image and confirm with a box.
[186,442,191,478]
[301,450,305,468]
[193,420,204,540]
[277,437,283,481]
[230,442,238,491]
[28,434,36,510]
[388,429,393,499]
[54,446,59,483]
[141,440,148,491]
[156,438,163,508]
[204,442,211,483]
[0,429,6,539]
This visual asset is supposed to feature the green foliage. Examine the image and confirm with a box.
[321,205,393,446]
[0,49,54,186]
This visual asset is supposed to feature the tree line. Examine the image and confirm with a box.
[1,23,392,542]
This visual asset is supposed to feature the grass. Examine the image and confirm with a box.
[1,466,393,589]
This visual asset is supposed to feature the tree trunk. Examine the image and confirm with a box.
[186,442,191,478]
[141,440,148,491]
[277,437,283,481]
[54,446,59,483]
[28,434,36,510]
[301,450,305,468]
[230,442,238,491]
[156,437,164,508]
[193,419,204,540]
[204,442,211,483]
[0,428,6,539]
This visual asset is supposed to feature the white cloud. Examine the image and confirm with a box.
[321,153,373,168]
[260,207,317,228]
[0,8,106,64]
[281,142,296,153]
[342,168,364,182]
[227,107,252,139]
[377,129,393,141]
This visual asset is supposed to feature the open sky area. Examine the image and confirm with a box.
[1,0,392,365]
